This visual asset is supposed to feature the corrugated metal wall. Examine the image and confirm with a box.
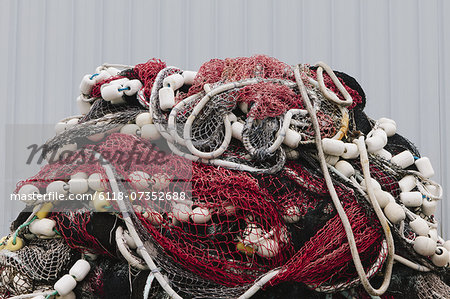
[1,0,449,236]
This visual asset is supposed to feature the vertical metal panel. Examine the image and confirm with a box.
[0,0,449,239]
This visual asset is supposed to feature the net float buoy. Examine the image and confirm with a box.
[283,129,302,149]
[443,240,450,252]
[68,178,89,194]
[341,143,359,159]
[172,204,192,222]
[142,209,163,226]
[413,236,437,256]
[391,150,415,169]
[238,102,248,114]
[129,171,151,190]
[123,79,143,96]
[163,73,184,90]
[5,237,24,251]
[29,218,57,237]
[191,207,211,224]
[120,124,140,136]
[424,184,441,198]
[92,191,111,212]
[140,124,161,141]
[409,217,429,236]
[231,122,244,141]
[182,71,197,85]
[36,202,54,219]
[360,178,382,191]
[243,224,264,245]
[76,95,91,115]
[415,157,435,178]
[159,87,175,111]
[322,138,345,156]
[428,228,438,242]
[431,247,449,267]
[69,259,91,282]
[88,173,106,191]
[135,112,153,127]
[65,118,79,130]
[398,175,416,192]
[400,191,423,207]
[46,181,69,195]
[255,238,280,258]
[106,67,120,76]
[325,155,339,166]
[55,122,67,135]
[101,83,125,103]
[227,113,238,123]
[335,160,355,178]
[422,198,437,216]
[373,148,392,160]
[282,206,301,223]
[285,149,300,160]
[383,202,405,224]
[151,173,171,190]
[18,184,40,202]
[79,74,97,95]
[378,117,396,125]
[373,189,395,209]
[379,121,397,137]
[54,274,77,296]
[365,134,387,153]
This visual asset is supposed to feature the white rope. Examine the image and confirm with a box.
[315,61,353,107]
[237,268,282,299]
[293,64,394,296]
[94,151,183,299]
[394,254,431,272]
[115,226,149,270]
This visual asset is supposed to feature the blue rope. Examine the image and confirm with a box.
[90,73,99,80]
[45,290,58,299]
[12,216,37,245]
[118,87,131,92]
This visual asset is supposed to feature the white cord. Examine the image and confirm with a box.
[294,64,394,296]
[115,226,149,270]
[95,151,183,299]
[238,268,282,299]
[394,254,431,272]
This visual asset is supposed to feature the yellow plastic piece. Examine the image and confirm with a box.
[0,236,7,250]
[337,111,349,140]
[237,242,255,256]
[36,202,54,219]
[5,237,23,251]
[93,191,111,212]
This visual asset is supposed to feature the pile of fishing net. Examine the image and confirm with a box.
[1,55,449,298]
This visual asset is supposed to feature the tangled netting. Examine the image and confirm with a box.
[1,55,449,299]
